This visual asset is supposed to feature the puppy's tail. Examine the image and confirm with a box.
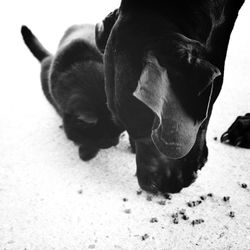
[21,25,51,62]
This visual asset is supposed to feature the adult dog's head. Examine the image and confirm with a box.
[96,0,244,193]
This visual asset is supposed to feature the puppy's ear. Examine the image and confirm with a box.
[77,112,98,125]
[133,44,220,159]
[66,96,98,125]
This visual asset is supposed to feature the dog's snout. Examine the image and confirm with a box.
[135,138,206,194]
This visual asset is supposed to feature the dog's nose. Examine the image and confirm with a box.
[136,162,188,194]
[136,159,199,194]
[135,139,205,194]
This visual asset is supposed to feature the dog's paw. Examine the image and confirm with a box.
[78,145,99,161]
[221,113,250,148]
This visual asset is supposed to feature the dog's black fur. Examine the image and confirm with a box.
[21,24,123,161]
[96,0,245,193]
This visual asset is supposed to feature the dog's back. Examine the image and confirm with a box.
[59,24,96,49]
[49,24,105,115]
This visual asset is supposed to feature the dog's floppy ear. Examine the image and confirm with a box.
[95,9,119,53]
[133,39,220,159]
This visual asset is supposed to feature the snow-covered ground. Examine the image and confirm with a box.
[1,1,250,249]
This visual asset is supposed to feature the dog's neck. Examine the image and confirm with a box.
[120,0,212,44]
[120,0,191,11]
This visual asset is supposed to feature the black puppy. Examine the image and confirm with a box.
[96,0,245,193]
[21,24,123,161]
[221,113,250,148]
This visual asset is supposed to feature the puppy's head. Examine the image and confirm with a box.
[67,109,122,145]
[63,109,122,161]
[63,89,123,156]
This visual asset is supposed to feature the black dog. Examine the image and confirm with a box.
[221,113,250,148]
[96,0,245,193]
[21,24,123,161]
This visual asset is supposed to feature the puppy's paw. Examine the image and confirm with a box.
[78,145,99,161]
[221,113,250,148]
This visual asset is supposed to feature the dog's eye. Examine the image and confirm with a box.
[76,113,98,126]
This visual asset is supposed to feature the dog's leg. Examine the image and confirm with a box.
[206,0,248,148]
[221,113,250,148]
[206,0,245,100]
